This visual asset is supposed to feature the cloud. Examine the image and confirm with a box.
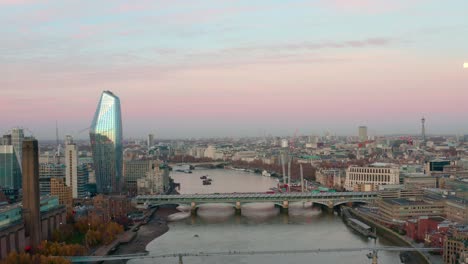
[221,37,394,55]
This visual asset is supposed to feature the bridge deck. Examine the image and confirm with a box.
[135,192,378,205]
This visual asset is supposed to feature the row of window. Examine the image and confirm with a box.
[350,168,392,174]
[347,174,394,183]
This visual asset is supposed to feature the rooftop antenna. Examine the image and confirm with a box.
[421,117,426,142]
[55,121,61,164]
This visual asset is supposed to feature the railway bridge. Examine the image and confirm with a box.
[134,192,378,214]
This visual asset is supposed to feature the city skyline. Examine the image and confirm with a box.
[1,0,468,138]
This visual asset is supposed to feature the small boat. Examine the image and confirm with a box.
[202,180,212,185]
[200,175,207,179]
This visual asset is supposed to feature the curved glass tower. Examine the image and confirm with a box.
[90,91,123,194]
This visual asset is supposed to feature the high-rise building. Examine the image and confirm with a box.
[11,128,24,173]
[358,126,367,142]
[136,160,169,195]
[147,134,154,147]
[90,91,123,194]
[22,139,41,251]
[65,138,89,199]
[38,163,65,195]
[0,145,22,201]
[1,134,12,145]
[50,177,73,212]
[123,159,154,192]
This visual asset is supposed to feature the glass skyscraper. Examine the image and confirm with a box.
[0,145,22,195]
[90,91,123,194]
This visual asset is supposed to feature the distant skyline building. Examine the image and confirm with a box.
[90,91,123,194]
[65,137,88,198]
[11,128,24,173]
[50,177,73,212]
[0,145,22,200]
[358,126,368,142]
[147,134,154,147]
[38,163,65,195]
[421,117,426,142]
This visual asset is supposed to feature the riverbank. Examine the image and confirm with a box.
[110,207,180,258]
[348,208,433,264]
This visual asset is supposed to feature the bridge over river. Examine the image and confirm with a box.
[134,191,378,214]
[68,247,441,263]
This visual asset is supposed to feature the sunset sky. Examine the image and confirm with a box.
[1,0,468,139]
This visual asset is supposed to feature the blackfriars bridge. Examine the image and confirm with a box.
[134,191,378,214]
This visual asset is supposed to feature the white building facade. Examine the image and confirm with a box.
[345,163,400,191]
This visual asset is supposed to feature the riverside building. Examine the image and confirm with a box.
[345,163,400,191]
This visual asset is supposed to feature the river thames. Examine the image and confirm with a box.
[138,168,407,264]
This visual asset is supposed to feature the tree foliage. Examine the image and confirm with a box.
[0,252,70,264]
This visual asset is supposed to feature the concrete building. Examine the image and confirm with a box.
[89,194,129,223]
[90,91,123,194]
[358,126,368,142]
[123,159,159,193]
[50,177,73,213]
[378,198,445,222]
[443,226,468,264]
[38,163,65,195]
[147,134,154,147]
[136,162,169,195]
[445,199,468,224]
[65,141,88,198]
[232,151,257,162]
[0,204,24,259]
[21,139,41,251]
[345,163,400,191]
[0,195,66,259]
[402,173,437,189]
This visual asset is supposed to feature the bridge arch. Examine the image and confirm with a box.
[333,200,369,208]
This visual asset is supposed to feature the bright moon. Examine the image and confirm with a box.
[464,62,468,68]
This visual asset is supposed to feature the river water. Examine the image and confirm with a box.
[140,168,405,264]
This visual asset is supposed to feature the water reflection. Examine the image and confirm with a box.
[142,169,403,264]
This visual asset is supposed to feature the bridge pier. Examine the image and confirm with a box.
[235,201,241,215]
[280,200,289,215]
[326,201,334,214]
[191,202,197,216]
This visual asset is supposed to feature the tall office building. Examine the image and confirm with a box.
[11,128,24,172]
[90,91,123,194]
[22,139,41,251]
[147,134,154,147]
[358,126,368,142]
[38,163,65,195]
[65,137,88,198]
[0,145,22,200]
[50,177,73,212]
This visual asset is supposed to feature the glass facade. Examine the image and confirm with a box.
[90,91,123,194]
[0,145,22,193]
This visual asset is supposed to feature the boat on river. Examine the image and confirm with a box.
[202,179,212,185]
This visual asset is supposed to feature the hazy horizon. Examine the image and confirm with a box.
[2,0,468,139]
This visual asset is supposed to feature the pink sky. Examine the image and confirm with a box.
[1,0,468,138]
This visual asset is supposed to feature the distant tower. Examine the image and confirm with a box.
[22,139,41,251]
[11,128,24,172]
[358,126,368,142]
[147,134,154,147]
[421,117,426,142]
